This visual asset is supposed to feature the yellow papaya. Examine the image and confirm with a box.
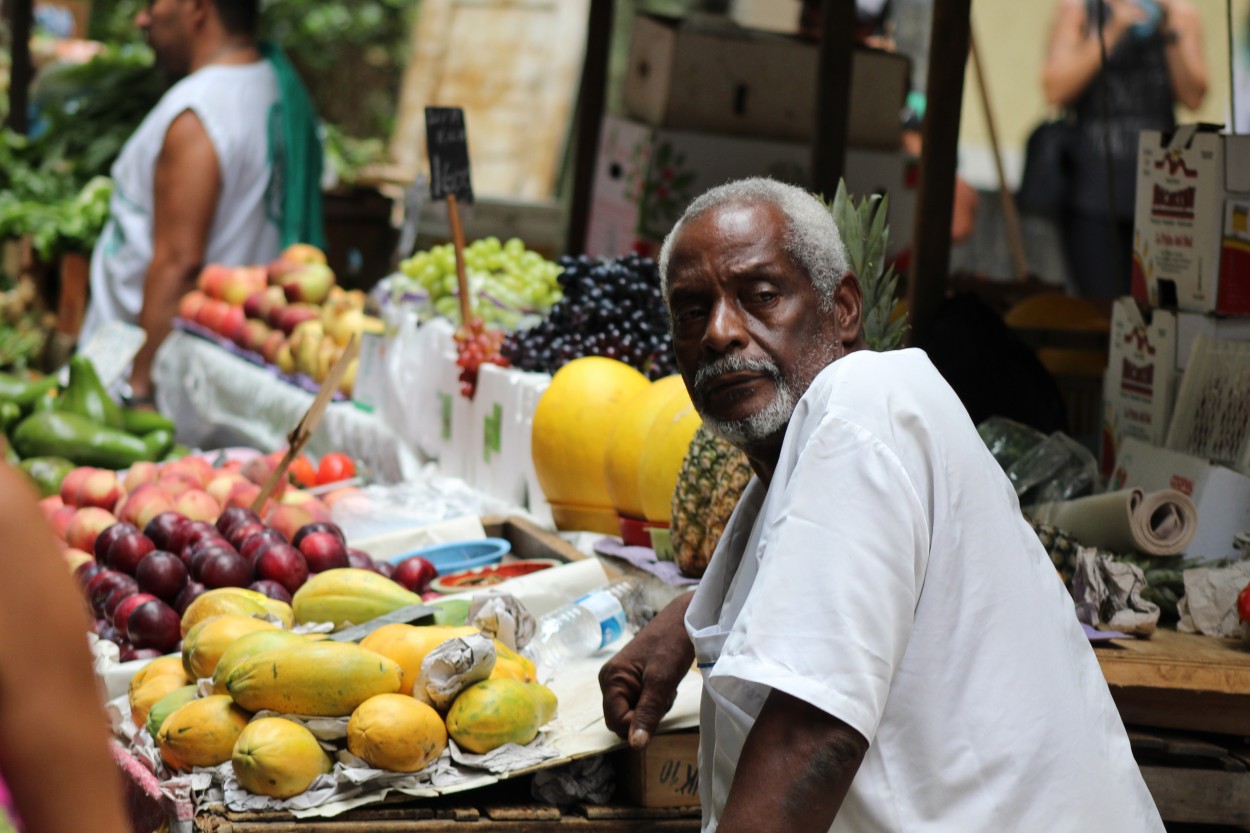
[347,693,447,773]
[291,568,423,629]
[491,640,537,683]
[204,587,295,628]
[182,614,279,680]
[210,629,308,694]
[226,641,403,716]
[445,679,558,754]
[128,655,188,701]
[157,694,250,772]
[358,624,479,695]
[130,670,192,729]
[231,717,333,798]
[180,592,269,637]
[146,685,198,740]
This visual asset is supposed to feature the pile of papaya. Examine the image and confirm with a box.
[0,355,187,497]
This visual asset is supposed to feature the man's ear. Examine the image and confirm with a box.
[833,273,864,349]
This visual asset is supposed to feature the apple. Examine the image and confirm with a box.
[134,550,189,602]
[279,263,335,305]
[292,522,346,549]
[221,265,267,306]
[123,461,161,492]
[157,471,201,501]
[197,263,232,298]
[107,532,156,575]
[224,481,265,512]
[237,318,272,353]
[117,484,175,530]
[264,504,316,542]
[48,506,77,541]
[174,489,219,523]
[346,548,375,571]
[168,456,215,487]
[178,290,208,323]
[275,303,320,336]
[174,581,207,615]
[281,243,327,265]
[392,557,437,594]
[78,470,124,511]
[95,522,139,564]
[113,592,158,640]
[248,580,293,604]
[64,547,95,575]
[254,543,308,594]
[59,466,96,507]
[65,507,119,554]
[218,305,247,344]
[196,549,254,589]
[127,599,182,653]
[216,506,261,538]
[239,529,286,564]
[373,560,396,579]
[144,511,188,551]
[38,494,64,522]
[243,288,269,320]
[259,330,287,365]
[197,297,231,333]
[206,473,248,507]
[297,532,349,573]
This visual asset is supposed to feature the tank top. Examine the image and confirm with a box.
[82,61,282,344]
[1069,0,1176,219]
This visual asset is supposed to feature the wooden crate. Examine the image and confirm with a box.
[1095,628,1250,736]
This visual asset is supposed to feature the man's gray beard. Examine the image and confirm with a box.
[691,355,799,448]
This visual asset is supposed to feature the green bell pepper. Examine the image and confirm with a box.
[11,411,165,469]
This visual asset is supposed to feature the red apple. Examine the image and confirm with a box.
[178,290,208,323]
[77,469,125,511]
[292,522,346,549]
[66,507,120,554]
[254,543,308,594]
[248,580,293,604]
[144,511,189,552]
[174,581,207,615]
[106,532,156,575]
[392,557,437,594]
[134,550,189,602]
[174,489,219,523]
[196,549,254,589]
[126,599,182,653]
[95,522,139,564]
[59,466,96,507]
[117,484,175,530]
[113,592,158,640]
[297,532,349,573]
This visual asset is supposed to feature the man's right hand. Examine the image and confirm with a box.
[599,591,696,750]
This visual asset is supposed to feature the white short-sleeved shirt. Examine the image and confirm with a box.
[81,61,282,344]
[686,349,1162,833]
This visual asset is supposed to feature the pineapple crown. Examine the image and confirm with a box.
[826,180,907,352]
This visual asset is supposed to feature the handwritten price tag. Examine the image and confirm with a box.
[425,106,474,204]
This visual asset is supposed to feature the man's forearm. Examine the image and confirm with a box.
[716,689,867,833]
[131,260,198,397]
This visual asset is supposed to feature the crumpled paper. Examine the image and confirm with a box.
[1177,560,1250,637]
[1071,547,1160,636]
[469,591,536,650]
[531,755,615,806]
[447,735,559,775]
[416,634,496,711]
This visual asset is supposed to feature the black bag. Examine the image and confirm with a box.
[1016,118,1078,217]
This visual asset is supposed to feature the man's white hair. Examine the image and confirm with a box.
[657,178,849,310]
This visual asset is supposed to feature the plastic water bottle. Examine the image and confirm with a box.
[527,579,647,668]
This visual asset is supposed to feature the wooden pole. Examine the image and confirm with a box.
[446,194,474,327]
[6,0,33,135]
[968,29,1030,282]
[905,0,973,349]
[811,0,856,200]
[565,0,615,256]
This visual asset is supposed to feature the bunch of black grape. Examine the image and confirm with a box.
[501,254,676,379]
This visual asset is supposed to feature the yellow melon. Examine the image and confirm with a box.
[531,357,650,517]
[638,386,703,524]
[603,375,687,519]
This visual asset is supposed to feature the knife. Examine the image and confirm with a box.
[327,603,439,642]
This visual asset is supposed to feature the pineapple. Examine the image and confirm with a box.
[667,180,903,577]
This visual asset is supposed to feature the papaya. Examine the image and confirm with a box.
[128,655,188,700]
[232,717,332,798]
[491,640,537,683]
[182,614,278,680]
[200,586,295,628]
[226,641,403,717]
[347,694,447,773]
[146,685,198,740]
[157,694,251,772]
[180,591,271,637]
[291,568,423,629]
[211,629,308,694]
[130,670,192,729]
[358,624,479,695]
[444,679,558,754]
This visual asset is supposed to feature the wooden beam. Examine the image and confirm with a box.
[566,0,615,256]
[6,0,33,134]
[905,0,972,348]
[810,0,856,200]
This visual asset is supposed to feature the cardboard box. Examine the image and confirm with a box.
[585,113,915,259]
[1101,299,1178,478]
[1132,125,1250,316]
[624,13,910,148]
[1110,437,1250,562]
[622,729,701,808]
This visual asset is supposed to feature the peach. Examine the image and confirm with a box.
[59,467,97,508]
[239,319,272,353]
[197,264,233,299]
[221,265,267,306]
[38,495,64,522]
[157,471,200,500]
[279,263,334,305]
[117,484,175,530]
[48,506,77,541]
[224,481,265,513]
[242,454,286,497]
[264,503,318,542]
[321,487,361,509]
[65,507,118,553]
[221,460,244,474]
[174,489,219,522]
[64,548,94,575]
[172,456,215,486]
[123,461,160,492]
[281,243,327,265]
[197,298,231,333]
[178,290,208,323]
[206,473,248,506]
[78,469,124,511]
[218,305,247,344]
[259,330,287,364]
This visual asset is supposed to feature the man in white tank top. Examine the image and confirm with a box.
[81,0,282,406]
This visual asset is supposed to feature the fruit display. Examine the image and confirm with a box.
[176,244,384,397]
[394,236,563,331]
[501,254,676,380]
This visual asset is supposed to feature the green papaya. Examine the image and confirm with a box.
[121,408,175,436]
[58,355,123,430]
[12,411,157,469]
[18,456,75,497]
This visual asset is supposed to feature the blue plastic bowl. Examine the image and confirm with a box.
[389,538,512,575]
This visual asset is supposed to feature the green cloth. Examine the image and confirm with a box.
[261,42,325,249]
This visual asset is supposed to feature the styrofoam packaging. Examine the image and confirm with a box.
[517,372,553,527]
[471,364,533,506]
[1132,125,1250,316]
[1101,298,1178,478]
[1110,437,1250,562]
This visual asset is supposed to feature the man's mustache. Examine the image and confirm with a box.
[692,355,782,399]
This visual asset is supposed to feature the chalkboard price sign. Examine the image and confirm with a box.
[425,106,474,204]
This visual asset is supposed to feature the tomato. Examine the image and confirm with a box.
[1238,582,1250,623]
[316,452,356,486]
[287,455,316,489]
